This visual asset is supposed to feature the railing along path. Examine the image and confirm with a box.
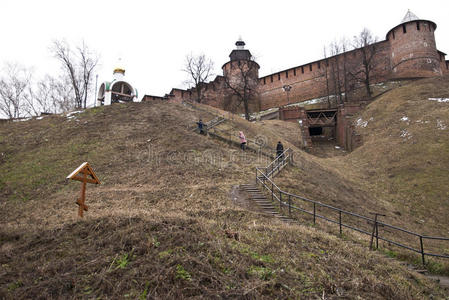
[256,149,449,265]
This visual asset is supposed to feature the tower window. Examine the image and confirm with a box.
[402,24,406,33]
[392,30,395,39]
[263,78,266,84]
[429,22,432,31]
[293,68,296,76]
[417,22,420,31]
[318,61,321,69]
[309,64,312,71]
[278,73,281,80]
[270,75,273,83]
[301,66,304,74]
[285,70,288,78]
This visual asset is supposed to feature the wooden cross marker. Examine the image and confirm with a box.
[66,162,101,217]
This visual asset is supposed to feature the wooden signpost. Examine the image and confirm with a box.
[66,162,101,217]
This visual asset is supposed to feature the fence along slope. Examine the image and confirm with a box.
[255,150,449,265]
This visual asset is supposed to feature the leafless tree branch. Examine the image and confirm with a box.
[183,54,214,103]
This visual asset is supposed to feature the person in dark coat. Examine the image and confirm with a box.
[276,141,284,160]
[197,119,204,134]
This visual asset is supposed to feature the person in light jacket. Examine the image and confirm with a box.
[239,131,247,151]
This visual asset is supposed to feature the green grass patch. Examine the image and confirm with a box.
[248,266,275,280]
[175,264,192,281]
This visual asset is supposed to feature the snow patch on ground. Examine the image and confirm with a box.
[356,117,372,128]
[12,117,32,122]
[66,111,82,118]
[400,129,412,140]
[66,110,82,120]
[428,98,449,103]
[437,120,447,130]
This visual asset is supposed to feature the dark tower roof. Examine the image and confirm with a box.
[229,38,252,61]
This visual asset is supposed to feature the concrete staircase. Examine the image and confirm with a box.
[240,183,296,224]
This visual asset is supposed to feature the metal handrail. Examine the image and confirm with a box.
[255,159,449,264]
[258,148,292,179]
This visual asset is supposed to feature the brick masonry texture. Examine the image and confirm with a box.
[145,18,449,113]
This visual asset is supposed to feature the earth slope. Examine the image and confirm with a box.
[0,101,446,298]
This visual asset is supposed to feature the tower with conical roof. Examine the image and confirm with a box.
[386,10,442,78]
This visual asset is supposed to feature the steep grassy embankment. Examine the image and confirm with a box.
[0,101,446,298]
[273,76,449,273]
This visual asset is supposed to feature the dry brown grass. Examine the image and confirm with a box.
[263,76,449,274]
[0,100,447,298]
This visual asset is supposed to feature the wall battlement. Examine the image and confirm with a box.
[143,12,449,112]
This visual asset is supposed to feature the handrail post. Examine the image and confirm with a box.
[271,182,274,201]
[313,203,316,224]
[279,191,282,211]
[255,168,258,185]
[375,222,379,249]
[339,211,342,236]
[420,236,425,265]
[369,214,378,250]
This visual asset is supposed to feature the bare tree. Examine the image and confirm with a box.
[340,38,351,102]
[183,54,214,103]
[0,63,32,119]
[26,75,75,115]
[52,40,99,109]
[350,28,378,98]
[223,58,259,120]
[322,46,332,108]
[329,41,344,105]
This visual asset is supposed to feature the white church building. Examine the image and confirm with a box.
[96,66,139,106]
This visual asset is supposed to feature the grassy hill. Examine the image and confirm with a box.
[273,76,449,274]
[0,99,447,298]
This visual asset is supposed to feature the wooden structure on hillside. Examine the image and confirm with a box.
[66,162,101,217]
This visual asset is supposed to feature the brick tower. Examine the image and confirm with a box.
[387,10,442,79]
[222,38,260,80]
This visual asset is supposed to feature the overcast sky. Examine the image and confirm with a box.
[1,0,448,106]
